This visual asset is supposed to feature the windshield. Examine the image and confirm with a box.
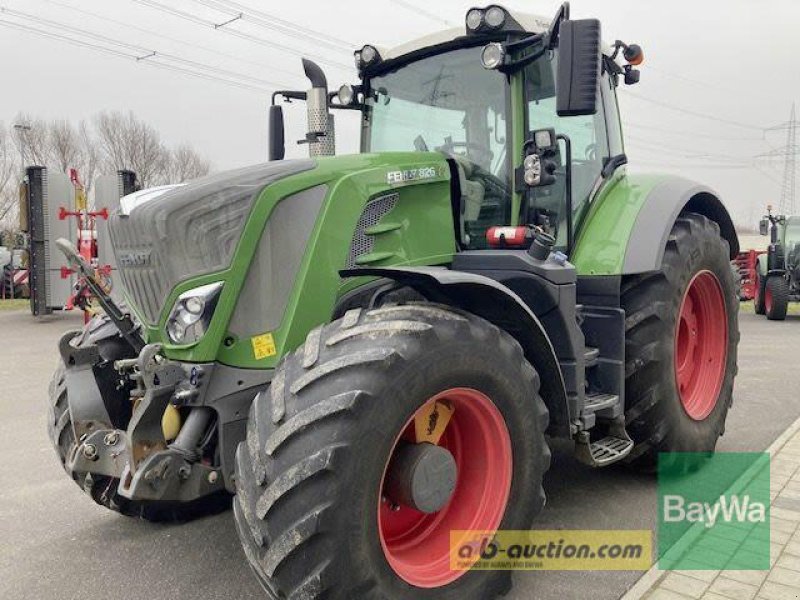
[366,46,512,248]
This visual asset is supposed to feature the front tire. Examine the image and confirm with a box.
[234,303,550,599]
[621,213,739,468]
[765,275,789,321]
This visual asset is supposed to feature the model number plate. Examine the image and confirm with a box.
[387,166,438,185]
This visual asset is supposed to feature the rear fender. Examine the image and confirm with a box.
[340,266,571,437]
[573,174,739,276]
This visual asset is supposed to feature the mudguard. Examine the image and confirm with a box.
[340,266,571,437]
[571,173,739,276]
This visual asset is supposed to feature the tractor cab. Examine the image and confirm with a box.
[271,3,642,253]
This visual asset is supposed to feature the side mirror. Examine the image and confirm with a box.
[759,219,769,236]
[556,19,601,117]
[268,104,285,161]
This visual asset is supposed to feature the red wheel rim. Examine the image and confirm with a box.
[765,282,773,313]
[674,271,728,420]
[378,388,512,588]
[754,273,761,308]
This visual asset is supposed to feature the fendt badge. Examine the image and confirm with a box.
[387,166,438,185]
[118,250,152,267]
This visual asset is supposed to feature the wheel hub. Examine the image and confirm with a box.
[384,442,457,513]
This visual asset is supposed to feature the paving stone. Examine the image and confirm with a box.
[767,566,800,587]
[675,569,721,583]
[773,507,800,522]
[660,573,711,598]
[756,581,800,600]
[776,553,800,572]
[648,587,696,600]
[773,518,799,534]
[783,541,800,557]
[721,569,769,587]
[707,576,759,600]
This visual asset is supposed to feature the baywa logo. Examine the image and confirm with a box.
[657,452,770,571]
[662,494,766,529]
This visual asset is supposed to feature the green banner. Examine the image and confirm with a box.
[658,452,770,570]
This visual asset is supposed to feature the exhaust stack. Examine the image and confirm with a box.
[302,59,335,157]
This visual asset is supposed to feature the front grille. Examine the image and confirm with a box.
[345,193,398,268]
[109,214,168,324]
[109,160,315,325]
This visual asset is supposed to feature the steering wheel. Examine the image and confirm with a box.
[584,143,598,162]
[435,139,491,158]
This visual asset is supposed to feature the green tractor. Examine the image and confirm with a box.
[50,4,740,598]
[754,206,800,320]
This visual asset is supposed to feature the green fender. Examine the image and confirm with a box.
[571,171,739,276]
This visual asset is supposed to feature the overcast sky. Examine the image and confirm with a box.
[1,0,798,228]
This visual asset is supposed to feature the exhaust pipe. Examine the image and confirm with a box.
[302,58,335,157]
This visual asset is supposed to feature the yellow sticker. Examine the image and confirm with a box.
[251,332,277,360]
[414,400,455,445]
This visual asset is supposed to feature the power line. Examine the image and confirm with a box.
[191,0,352,50]
[132,0,353,72]
[0,6,293,89]
[625,121,766,143]
[0,13,281,93]
[389,0,455,27]
[623,90,768,132]
[37,0,305,82]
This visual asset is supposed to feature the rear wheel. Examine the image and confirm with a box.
[234,303,550,599]
[754,271,766,315]
[765,275,789,321]
[621,213,739,468]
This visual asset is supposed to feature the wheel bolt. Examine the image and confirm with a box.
[103,432,119,446]
[83,444,98,461]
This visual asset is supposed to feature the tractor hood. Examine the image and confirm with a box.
[109,160,315,325]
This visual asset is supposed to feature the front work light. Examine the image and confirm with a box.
[484,5,506,28]
[337,84,355,105]
[481,42,506,70]
[165,281,223,345]
[466,8,484,31]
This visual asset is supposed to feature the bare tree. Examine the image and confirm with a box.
[76,121,99,194]
[48,119,82,173]
[94,111,169,188]
[12,113,50,167]
[0,123,19,228]
[164,144,211,183]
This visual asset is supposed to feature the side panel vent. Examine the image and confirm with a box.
[346,193,398,268]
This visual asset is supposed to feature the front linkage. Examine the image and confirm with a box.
[52,238,240,515]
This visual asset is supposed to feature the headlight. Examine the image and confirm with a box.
[481,42,506,70]
[165,282,223,345]
[337,84,355,105]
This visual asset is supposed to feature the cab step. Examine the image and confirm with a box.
[583,346,599,368]
[574,417,634,467]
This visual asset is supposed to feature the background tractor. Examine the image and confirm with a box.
[754,206,800,320]
[48,3,740,599]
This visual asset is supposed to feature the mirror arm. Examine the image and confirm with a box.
[271,90,306,105]
[557,133,574,255]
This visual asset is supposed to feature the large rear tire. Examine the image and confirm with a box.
[47,314,230,522]
[234,303,550,599]
[765,275,789,321]
[621,213,739,468]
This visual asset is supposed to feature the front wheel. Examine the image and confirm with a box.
[622,213,739,468]
[765,275,789,321]
[234,303,550,599]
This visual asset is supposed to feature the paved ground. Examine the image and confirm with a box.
[0,307,798,600]
[631,419,800,600]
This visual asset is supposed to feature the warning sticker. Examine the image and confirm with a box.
[251,333,277,360]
